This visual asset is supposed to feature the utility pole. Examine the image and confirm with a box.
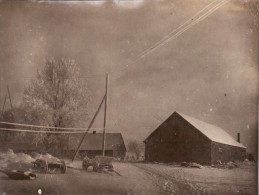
[0,68,2,113]
[102,73,109,156]
[1,86,13,118]
[72,95,106,161]
[0,78,1,112]
[7,86,13,110]
[1,93,7,118]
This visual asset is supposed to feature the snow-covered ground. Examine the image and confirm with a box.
[0,151,257,195]
[0,149,60,170]
[133,162,257,195]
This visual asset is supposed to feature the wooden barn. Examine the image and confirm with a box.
[68,133,126,159]
[0,132,126,160]
[144,112,246,165]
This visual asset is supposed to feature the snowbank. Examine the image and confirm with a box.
[0,149,60,170]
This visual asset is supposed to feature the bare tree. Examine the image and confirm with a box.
[22,58,90,152]
[244,0,259,31]
[127,140,143,160]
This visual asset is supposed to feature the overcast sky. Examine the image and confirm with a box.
[0,0,258,152]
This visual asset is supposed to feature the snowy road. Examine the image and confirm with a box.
[0,162,256,195]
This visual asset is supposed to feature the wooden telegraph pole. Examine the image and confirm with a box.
[7,86,13,110]
[1,93,7,118]
[72,73,109,161]
[102,73,109,156]
[72,95,106,161]
[1,86,13,118]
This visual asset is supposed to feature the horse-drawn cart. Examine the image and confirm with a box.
[82,156,114,172]
[32,159,67,174]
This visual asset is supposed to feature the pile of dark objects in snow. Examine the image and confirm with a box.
[154,159,255,170]
[181,162,203,169]
[180,159,256,169]
[211,160,238,169]
[152,161,203,168]
[211,159,255,169]
[0,149,61,180]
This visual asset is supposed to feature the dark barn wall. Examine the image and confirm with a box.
[145,113,212,165]
[78,149,126,159]
[113,149,126,159]
[113,138,127,159]
[66,150,113,159]
[78,150,113,158]
[211,142,246,164]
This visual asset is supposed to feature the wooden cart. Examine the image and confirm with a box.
[82,156,114,172]
[32,159,67,174]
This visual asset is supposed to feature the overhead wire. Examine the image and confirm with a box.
[23,74,106,79]
[141,0,228,57]
[133,0,228,63]
[0,127,100,134]
[124,0,228,67]
[0,121,104,131]
[129,0,219,62]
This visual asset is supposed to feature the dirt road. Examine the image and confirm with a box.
[0,162,160,195]
[0,162,257,195]
[133,163,257,195]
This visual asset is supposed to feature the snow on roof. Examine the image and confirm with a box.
[177,112,246,148]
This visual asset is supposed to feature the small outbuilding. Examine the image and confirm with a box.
[68,133,126,159]
[144,111,246,165]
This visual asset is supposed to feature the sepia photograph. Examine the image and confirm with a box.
[0,0,258,194]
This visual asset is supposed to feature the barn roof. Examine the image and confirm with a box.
[68,133,126,151]
[145,111,246,148]
[177,112,246,148]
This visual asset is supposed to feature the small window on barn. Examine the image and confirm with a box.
[174,130,180,137]
[218,148,222,152]
[168,129,179,142]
